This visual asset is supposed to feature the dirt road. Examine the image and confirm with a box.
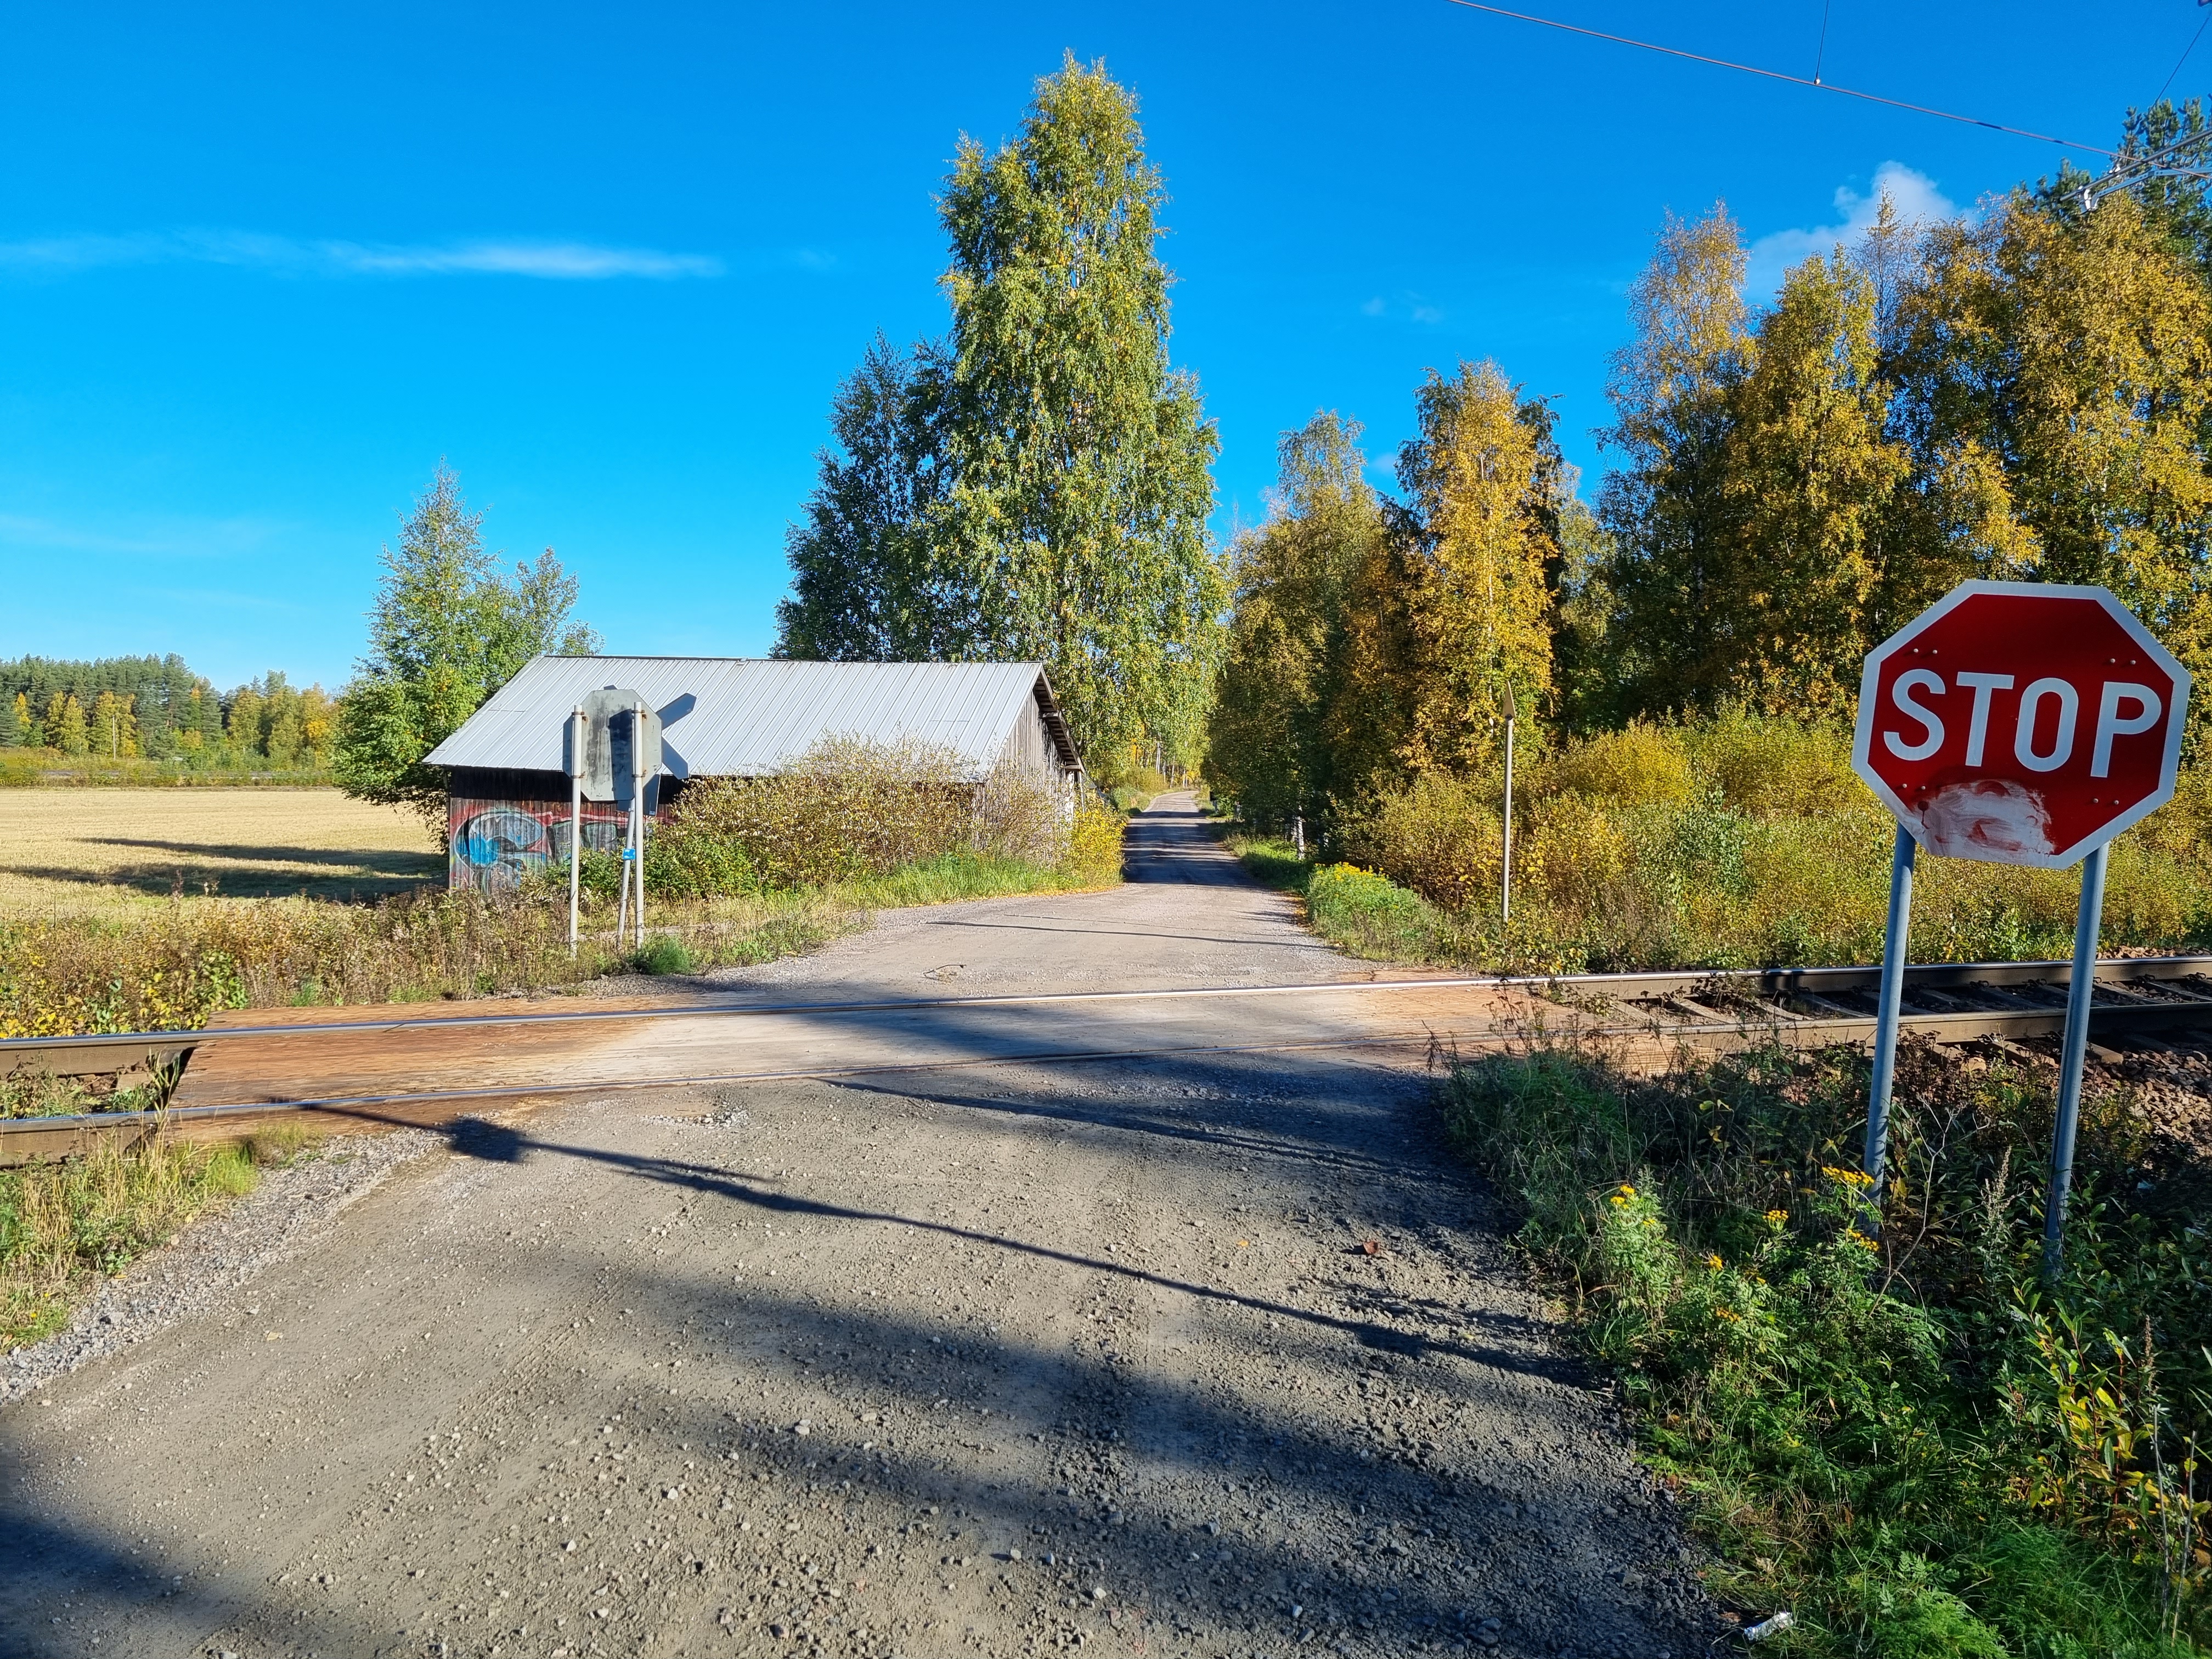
[1,798,1714,1659]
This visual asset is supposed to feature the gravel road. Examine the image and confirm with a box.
[1,797,1716,1659]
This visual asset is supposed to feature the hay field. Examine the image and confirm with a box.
[0,789,442,917]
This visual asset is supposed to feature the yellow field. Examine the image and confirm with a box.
[0,789,442,917]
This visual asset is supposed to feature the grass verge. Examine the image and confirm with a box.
[1,834,1127,1044]
[0,1127,323,1350]
[1437,1037,2210,1655]
[1223,833,1481,967]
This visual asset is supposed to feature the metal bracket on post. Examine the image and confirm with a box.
[1861,823,1918,1229]
[2044,842,2110,1280]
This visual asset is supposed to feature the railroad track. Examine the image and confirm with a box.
[4,954,2209,1165]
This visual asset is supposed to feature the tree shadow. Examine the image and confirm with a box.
[3,1052,1710,1657]
[7,853,439,902]
[421,1107,1566,1379]
[85,837,441,877]
[0,1507,361,1659]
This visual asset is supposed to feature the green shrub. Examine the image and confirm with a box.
[1305,862,1442,960]
[632,935,696,975]
[1675,704,1863,817]
[1063,802,1127,886]
[1340,773,1502,912]
[1534,720,1695,806]
[649,737,1066,891]
[1437,1041,2210,1655]
[645,825,759,900]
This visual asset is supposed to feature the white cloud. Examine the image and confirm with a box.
[0,229,725,280]
[0,509,289,560]
[1746,162,1956,295]
[1359,291,1444,325]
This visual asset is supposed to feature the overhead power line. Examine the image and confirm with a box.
[1440,0,2119,160]
[2152,12,2212,110]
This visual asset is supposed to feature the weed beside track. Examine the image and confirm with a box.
[0,1127,326,1350]
[1440,1037,2211,1655]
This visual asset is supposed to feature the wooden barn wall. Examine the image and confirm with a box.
[996,694,1064,785]
[445,767,681,894]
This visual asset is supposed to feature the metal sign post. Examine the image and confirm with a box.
[631,697,647,950]
[1860,825,1916,1223]
[2045,844,2110,1278]
[565,704,585,957]
[1850,580,2190,1274]
[616,833,632,945]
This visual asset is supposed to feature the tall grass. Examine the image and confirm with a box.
[1250,710,2212,973]
[0,1131,276,1349]
[0,883,857,1038]
[1440,1040,2210,1655]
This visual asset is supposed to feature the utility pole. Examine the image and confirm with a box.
[1500,681,1517,927]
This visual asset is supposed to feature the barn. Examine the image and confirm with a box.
[422,656,1085,893]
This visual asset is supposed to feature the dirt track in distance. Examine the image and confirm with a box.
[0,797,1716,1659]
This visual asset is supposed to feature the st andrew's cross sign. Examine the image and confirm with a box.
[1850,582,2192,1276]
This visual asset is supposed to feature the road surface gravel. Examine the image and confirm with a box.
[1,797,1716,1659]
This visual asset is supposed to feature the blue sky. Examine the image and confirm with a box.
[0,1,2198,690]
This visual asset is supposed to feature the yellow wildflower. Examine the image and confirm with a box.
[1704,1254,1724,1271]
[1764,1209,1788,1223]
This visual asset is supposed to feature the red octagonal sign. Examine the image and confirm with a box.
[1853,581,2192,868]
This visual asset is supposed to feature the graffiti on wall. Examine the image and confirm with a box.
[450,805,628,895]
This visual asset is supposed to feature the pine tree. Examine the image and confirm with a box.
[334,464,600,827]
[776,336,955,661]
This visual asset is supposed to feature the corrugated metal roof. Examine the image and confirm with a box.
[422,657,1081,780]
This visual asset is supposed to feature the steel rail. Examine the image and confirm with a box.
[8,955,2211,1081]
[0,1028,1464,1164]
[7,965,2212,1165]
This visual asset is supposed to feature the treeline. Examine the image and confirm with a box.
[2,461,599,802]
[1,655,337,769]
[1211,100,2212,832]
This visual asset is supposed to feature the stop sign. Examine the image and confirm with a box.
[1853,580,2191,868]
